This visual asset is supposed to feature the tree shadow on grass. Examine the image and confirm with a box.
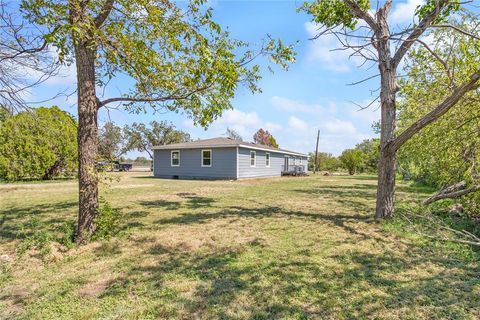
[0,200,78,240]
[108,239,480,319]
[339,175,377,181]
[153,204,383,242]
[293,186,375,213]
[137,200,181,211]
[138,196,215,211]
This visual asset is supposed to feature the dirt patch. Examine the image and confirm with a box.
[77,277,116,298]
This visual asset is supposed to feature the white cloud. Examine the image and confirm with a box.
[24,48,77,87]
[288,116,309,132]
[349,99,381,124]
[271,96,326,115]
[183,108,282,142]
[44,63,77,86]
[390,0,425,25]
[324,119,357,135]
[265,121,282,133]
[304,22,363,73]
[268,96,379,154]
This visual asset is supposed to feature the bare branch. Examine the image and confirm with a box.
[430,23,480,41]
[392,0,449,67]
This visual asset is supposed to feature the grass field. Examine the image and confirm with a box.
[1,172,479,319]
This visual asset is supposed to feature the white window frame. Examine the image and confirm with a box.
[171,150,180,167]
[299,157,303,164]
[201,149,212,167]
[250,151,256,167]
[265,152,270,167]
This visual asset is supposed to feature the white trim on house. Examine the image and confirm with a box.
[153,143,306,157]
[238,144,305,157]
[201,149,212,167]
[250,151,256,167]
[171,150,180,166]
[236,146,239,179]
[265,152,270,167]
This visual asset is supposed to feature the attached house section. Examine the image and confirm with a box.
[153,147,237,179]
[237,147,287,179]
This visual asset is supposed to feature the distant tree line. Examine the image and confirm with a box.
[308,138,379,175]
[97,120,191,161]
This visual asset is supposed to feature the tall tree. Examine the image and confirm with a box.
[355,138,379,173]
[303,0,480,218]
[308,152,340,172]
[225,127,243,141]
[123,121,190,159]
[253,128,279,147]
[397,13,480,209]
[339,149,366,175]
[0,106,77,181]
[22,0,294,242]
[98,122,124,161]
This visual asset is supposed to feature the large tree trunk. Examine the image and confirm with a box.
[74,41,99,244]
[375,12,397,219]
[375,63,397,218]
[375,149,396,218]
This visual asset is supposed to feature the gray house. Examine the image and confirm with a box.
[152,137,307,180]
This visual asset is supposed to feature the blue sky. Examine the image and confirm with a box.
[29,0,438,157]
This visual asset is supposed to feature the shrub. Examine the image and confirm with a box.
[92,198,123,240]
[59,221,76,249]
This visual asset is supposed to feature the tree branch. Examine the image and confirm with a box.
[98,83,213,108]
[392,0,448,67]
[388,69,480,152]
[430,23,480,41]
[423,183,480,205]
[94,0,115,28]
[344,0,379,33]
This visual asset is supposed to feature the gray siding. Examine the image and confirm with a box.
[237,147,307,179]
[153,147,237,179]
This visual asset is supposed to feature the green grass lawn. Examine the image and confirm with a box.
[1,173,479,319]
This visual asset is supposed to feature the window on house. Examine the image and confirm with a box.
[202,149,212,167]
[265,152,270,167]
[171,150,180,166]
[250,151,256,167]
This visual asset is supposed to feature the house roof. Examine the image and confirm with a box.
[152,137,307,157]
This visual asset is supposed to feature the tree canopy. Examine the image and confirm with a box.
[98,122,124,161]
[123,121,191,159]
[339,149,366,175]
[253,128,278,148]
[225,127,243,141]
[397,13,480,212]
[0,106,77,181]
[21,0,295,126]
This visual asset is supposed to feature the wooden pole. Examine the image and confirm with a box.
[314,129,319,174]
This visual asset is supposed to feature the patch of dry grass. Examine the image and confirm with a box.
[0,172,479,319]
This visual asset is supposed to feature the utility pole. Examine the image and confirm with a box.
[314,129,320,174]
